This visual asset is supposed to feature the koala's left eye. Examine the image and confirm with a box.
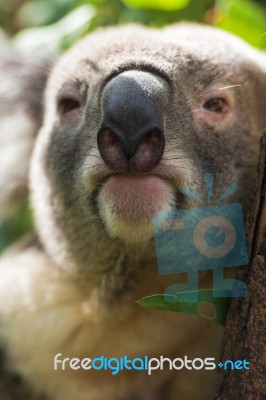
[203,98,228,113]
[58,97,81,115]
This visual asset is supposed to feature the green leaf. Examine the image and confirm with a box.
[13,5,96,53]
[0,201,34,254]
[123,0,191,12]
[215,0,266,49]
[136,289,231,325]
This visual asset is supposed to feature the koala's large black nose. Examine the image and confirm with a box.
[97,71,168,172]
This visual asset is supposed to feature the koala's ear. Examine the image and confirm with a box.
[0,47,55,220]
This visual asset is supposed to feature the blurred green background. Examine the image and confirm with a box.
[1,0,266,49]
[0,0,266,252]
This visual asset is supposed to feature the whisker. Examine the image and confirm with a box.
[217,84,242,91]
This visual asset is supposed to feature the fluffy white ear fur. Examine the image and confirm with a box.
[0,48,53,220]
[0,113,35,219]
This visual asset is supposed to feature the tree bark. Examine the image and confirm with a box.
[213,133,266,399]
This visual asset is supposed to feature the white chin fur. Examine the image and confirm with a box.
[98,195,175,244]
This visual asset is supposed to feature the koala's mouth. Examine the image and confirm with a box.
[97,172,176,223]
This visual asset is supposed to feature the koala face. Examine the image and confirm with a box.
[30,24,266,271]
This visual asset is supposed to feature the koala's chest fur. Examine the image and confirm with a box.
[0,246,223,400]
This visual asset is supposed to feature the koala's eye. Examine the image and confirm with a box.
[58,97,81,115]
[203,98,228,113]
[195,90,233,125]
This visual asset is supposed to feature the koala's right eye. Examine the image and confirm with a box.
[58,97,81,116]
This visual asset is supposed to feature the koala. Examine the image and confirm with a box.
[0,40,52,220]
[0,23,266,400]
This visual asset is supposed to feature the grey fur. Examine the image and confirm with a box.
[0,23,266,400]
[0,39,54,219]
